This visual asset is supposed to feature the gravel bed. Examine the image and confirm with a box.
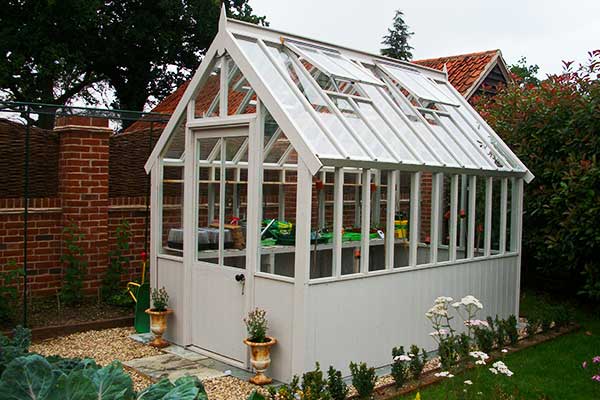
[203,376,267,400]
[30,327,160,391]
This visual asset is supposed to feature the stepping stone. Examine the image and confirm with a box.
[124,353,225,382]
[163,345,208,362]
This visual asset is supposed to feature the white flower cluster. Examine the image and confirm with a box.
[469,351,490,365]
[393,354,412,362]
[426,296,454,318]
[489,361,514,377]
[452,295,483,310]
[434,371,454,378]
[429,328,450,337]
[463,380,473,385]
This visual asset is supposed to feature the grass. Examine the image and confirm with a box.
[397,291,600,400]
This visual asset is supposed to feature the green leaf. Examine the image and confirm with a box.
[247,390,266,400]
[50,370,96,400]
[82,362,134,400]
[0,354,58,400]
[136,376,204,400]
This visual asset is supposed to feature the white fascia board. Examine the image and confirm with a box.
[144,34,225,174]
[222,30,322,175]
[225,18,446,80]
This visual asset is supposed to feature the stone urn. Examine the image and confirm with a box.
[145,308,173,348]
[243,336,277,385]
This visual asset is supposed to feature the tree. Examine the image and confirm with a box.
[0,0,102,127]
[473,50,600,301]
[92,0,268,123]
[381,10,414,61]
[509,57,541,86]
[0,1,267,128]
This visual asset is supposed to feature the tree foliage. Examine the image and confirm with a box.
[381,10,414,61]
[0,0,267,127]
[473,50,600,301]
[509,56,541,86]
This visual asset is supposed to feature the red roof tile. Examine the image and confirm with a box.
[413,50,500,98]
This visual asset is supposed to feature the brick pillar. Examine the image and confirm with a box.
[56,116,111,295]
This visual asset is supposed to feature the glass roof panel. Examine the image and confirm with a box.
[235,37,340,159]
[378,63,458,106]
[289,42,383,86]
[359,84,439,165]
[267,45,371,160]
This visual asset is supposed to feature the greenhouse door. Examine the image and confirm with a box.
[191,124,255,366]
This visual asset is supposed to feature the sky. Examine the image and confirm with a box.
[250,0,600,77]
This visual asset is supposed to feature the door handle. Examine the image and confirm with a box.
[235,274,245,282]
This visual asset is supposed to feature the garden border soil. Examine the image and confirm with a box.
[2,316,134,340]
[348,323,581,400]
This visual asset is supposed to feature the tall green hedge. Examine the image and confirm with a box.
[473,51,600,301]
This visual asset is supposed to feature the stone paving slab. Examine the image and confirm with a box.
[124,353,225,382]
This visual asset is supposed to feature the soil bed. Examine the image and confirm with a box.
[2,297,133,334]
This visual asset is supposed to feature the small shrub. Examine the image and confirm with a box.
[301,362,331,400]
[539,306,553,332]
[408,345,427,380]
[391,346,410,388]
[456,333,471,361]
[0,260,23,322]
[102,220,133,307]
[268,375,299,400]
[247,390,266,400]
[552,304,573,330]
[490,315,508,348]
[60,223,87,306]
[504,315,519,345]
[244,308,268,343]
[525,315,541,336]
[438,337,459,371]
[473,326,494,354]
[327,365,348,400]
[150,287,169,311]
[349,361,377,400]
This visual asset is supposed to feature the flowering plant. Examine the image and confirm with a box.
[244,308,268,343]
[150,287,169,311]
[582,355,600,383]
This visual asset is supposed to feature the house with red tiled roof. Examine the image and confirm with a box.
[413,49,511,100]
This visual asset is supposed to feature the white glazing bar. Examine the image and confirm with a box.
[429,112,486,169]
[258,41,347,157]
[372,170,381,223]
[377,73,452,166]
[467,175,477,258]
[232,138,248,164]
[354,172,361,226]
[499,178,508,254]
[333,167,344,278]
[385,170,397,269]
[245,114,260,319]
[430,173,442,263]
[514,178,525,315]
[409,172,421,267]
[218,140,226,266]
[219,57,229,117]
[232,182,239,217]
[235,88,255,115]
[360,169,371,274]
[278,144,294,166]
[372,85,440,166]
[346,97,402,163]
[255,101,266,272]
[510,177,520,252]
[484,177,493,256]
[449,174,459,261]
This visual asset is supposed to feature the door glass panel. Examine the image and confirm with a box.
[223,138,246,269]
[197,137,220,264]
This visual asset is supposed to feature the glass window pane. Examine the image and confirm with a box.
[227,61,257,115]
[456,175,468,260]
[235,37,341,159]
[380,64,458,106]
[438,174,452,262]
[394,172,411,268]
[194,61,221,118]
[474,176,486,258]
[369,170,387,272]
[161,165,184,256]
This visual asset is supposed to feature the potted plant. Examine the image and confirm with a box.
[145,287,173,348]
[243,308,277,385]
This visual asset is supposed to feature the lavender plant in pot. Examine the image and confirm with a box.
[243,308,277,385]
[145,287,173,348]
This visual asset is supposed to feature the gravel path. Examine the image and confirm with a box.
[31,327,160,391]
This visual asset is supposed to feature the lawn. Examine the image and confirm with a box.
[398,292,600,400]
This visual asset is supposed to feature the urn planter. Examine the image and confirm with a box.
[145,308,173,348]
[243,336,277,385]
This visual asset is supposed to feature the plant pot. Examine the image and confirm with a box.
[145,308,173,348]
[243,336,277,385]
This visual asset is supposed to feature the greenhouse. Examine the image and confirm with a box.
[144,8,532,382]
